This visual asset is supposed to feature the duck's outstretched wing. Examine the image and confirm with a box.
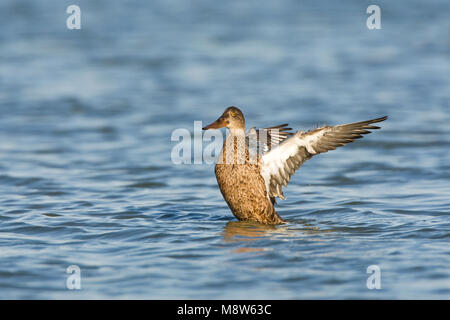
[246,124,294,155]
[260,116,388,200]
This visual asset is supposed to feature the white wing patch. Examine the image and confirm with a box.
[261,131,313,200]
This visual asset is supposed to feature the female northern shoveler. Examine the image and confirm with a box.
[203,106,387,225]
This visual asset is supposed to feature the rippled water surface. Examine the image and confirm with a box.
[0,0,449,299]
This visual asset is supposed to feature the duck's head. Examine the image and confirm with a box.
[202,106,245,131]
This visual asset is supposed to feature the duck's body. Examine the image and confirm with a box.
[203,106,387,225]
[215,132,284,224]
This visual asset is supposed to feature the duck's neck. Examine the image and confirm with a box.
[220,127,247,165]
[229,128,245,137]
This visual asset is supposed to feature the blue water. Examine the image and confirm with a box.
[0,0,449,299]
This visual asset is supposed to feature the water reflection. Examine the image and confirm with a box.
[222,221,277,253]
[222,220,330,253]
[222,221,279,242]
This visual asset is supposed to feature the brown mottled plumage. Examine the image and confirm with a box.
[215,137,285,225]
[203,106,387,225]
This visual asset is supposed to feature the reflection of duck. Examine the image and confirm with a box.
[203,106,387,225]
[222,221,331,249]
[223,221,278,242]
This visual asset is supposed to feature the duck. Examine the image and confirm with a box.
[202,106,387,225]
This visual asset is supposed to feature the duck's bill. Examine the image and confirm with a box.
[202,118,226,130]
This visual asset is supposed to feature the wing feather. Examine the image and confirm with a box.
[261,116,388,200]
[246,123,294,155]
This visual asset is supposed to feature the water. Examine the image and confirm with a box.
[0,0,449,299]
